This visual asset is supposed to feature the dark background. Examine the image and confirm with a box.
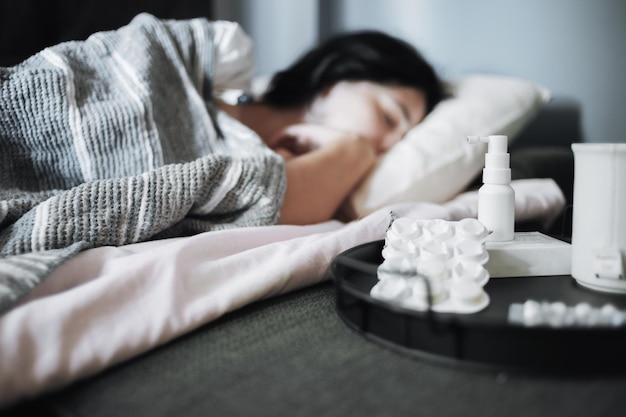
[0,0,215,66]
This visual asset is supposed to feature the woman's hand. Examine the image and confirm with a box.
[275,124,377,225]
[270,123,369,160]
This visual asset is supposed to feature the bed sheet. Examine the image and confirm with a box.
[0,178,565,407]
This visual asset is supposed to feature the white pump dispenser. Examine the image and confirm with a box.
[467,135,515,242]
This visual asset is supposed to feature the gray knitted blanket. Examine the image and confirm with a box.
[0,14,286,313]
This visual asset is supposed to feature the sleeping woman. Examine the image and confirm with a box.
[220,26,443,224]
[0,13,442,310]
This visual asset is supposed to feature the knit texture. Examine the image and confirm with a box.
[0,14,286,313]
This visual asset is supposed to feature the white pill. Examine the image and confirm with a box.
[424,219,454,241]
[523,300,542,326]
[421,240,451,262]
[452,261,489,286]
[449,280,485,305]
[388,217,422,240]
[574,302,592,325]
[454,240,488,264]
[456,218,489,241]
[417,258,448,282]
[409,277,446,304]
[546,301,568,327]
[383,236,418,257]
[599,304,625,327]
[371,276,409,301]
[377,257,414,280]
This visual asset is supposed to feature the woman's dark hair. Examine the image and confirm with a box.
[262,30,445,114]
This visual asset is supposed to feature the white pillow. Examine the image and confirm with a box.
[345,74,551,218]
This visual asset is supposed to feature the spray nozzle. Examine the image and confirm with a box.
[466,136,489,144]
[467,135,511,184]
[467,135,508,154]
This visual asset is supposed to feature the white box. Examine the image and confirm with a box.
[485,232,571,278]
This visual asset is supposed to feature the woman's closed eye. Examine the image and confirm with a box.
[382,111,397,129]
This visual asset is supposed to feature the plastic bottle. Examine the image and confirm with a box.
[467,135,515,242]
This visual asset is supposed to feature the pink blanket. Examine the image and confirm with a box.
[0,179,564,406]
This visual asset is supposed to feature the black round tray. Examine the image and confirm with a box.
[330,240,626,375]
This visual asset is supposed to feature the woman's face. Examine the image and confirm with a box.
[307,81,427,154]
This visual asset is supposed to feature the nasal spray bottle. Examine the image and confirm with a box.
[467,135,514,242]
[467,135,571,277]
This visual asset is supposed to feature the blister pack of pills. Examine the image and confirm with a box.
[371,217,491,314]
[508,300,626,328]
